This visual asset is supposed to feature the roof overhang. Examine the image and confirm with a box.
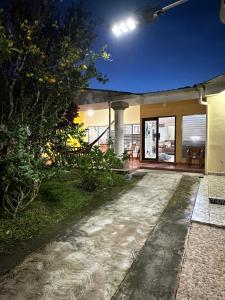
[76,74,225,111]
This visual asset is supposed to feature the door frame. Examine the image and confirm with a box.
[142,116,176,162]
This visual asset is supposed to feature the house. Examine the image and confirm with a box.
[75,74,225,174]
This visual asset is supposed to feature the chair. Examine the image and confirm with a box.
[186,147,204,168]
[99,143,109,153]
[127,144,136,160]
[136,147,140,160]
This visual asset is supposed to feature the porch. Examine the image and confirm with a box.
[128,159,205,173]
[77,87,211,174]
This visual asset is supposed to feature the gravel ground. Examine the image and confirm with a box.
[176,222,225,300]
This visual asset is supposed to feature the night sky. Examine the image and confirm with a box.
[85,0,225,93]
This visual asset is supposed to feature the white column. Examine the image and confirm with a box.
[108,100,111,145]
[114,109,124,156]
[111,101,129,157]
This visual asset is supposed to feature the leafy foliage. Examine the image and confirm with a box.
[0,125,51,218]
[0,0,109,127]
[122,150,130,162]
[46,122,87,169]
[76,146,121,191]
[0,0,110,217]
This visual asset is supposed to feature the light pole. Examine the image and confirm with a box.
[111,0,188,37]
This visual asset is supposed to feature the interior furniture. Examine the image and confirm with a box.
[99,143,109,153]
[158,140,175,155]
[127,144,136,160]
[186,146,205,168]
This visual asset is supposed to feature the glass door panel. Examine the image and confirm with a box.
[144,119,157,159]
[158,117,176,162]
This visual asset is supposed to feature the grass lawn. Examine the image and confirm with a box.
[0,170,140,259]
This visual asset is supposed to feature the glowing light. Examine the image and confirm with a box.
[87,110,94,117]
[112,17,137,37]
[190,136,201,142]
[126,18,137,30]
[119,22,129,33]
[112,25,122,36]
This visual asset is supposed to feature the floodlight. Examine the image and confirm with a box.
[126,18,137,30]
[112,18,138,37]
[112,25,122,37]
[111,0,189,37]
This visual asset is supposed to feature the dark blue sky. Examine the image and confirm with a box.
[85,0,225,93]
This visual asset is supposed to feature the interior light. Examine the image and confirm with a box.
[87,110,94,117]
[190,136,201,142]
[112,25,122,36]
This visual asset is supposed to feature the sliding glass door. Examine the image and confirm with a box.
[142,116,176,162]
[158,117,176,162]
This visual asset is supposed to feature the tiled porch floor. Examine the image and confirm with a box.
[128,159,204,173]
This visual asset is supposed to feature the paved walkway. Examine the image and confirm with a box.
[114,175,199,300]
[0,172,182,300]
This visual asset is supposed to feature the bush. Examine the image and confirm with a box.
[76,146,121,191]
[0,125,49,218]
[45,120,87,169]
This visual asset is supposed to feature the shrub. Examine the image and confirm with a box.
[76,146,121,191]
[45,120,87,169]
[0,125,49,218]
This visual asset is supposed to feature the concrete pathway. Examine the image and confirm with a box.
[113,175,199,300]
[0,172,181,300]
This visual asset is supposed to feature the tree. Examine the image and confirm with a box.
[0,0,110,217]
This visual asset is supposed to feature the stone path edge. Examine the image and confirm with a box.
[191,220,225,229]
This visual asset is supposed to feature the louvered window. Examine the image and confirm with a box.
[182,114,206,157]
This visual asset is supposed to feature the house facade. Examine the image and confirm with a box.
[76,74,225,174]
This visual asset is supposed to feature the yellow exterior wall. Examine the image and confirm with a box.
[206,91,225,173]
[140,99,206,163]
[124,105,140,124]
[80,105,140,127]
